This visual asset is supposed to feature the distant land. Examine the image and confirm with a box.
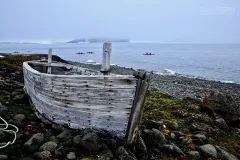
[67,38,130,43]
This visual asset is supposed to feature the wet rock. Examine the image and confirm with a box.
[73,135,82,147]
[160,143,183,156]
[34,151,51,160]
[13,114,26,122]
[0,104,8,117]
[198,144,217,158]
[106,138,118,152]
[24,133,45,152]
[135,137,147,153]
[54,150,63,159]
[57,129,75,141]
[216,118,229,129]
[203,89,240,123]
[0,131,6,140]
[187,151,201,160]
[143,128,167,148]
[49,136,59,144]
[171,131,185,138]
[187,138,205,146]
[45,129,55,139]
[81,132,102,152]
[60,138,72,147]
[67,152,76,160]
[166,122,179,130]
[27,113,37,121]
[20,157,35,160]
[98,145,114,160]
[143,120,164,129]
[12,94,28,104]
[215,145,238,160]
[170,132,176,140]
[187,104,200,111]
[115,146,128,157]
[191,133,207,145]
[0,155,8,160]
[40,141,57,152]
[115,147,136,160]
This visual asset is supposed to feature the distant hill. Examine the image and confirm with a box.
[67,38,129,43]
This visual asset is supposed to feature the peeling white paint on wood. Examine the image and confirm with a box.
[24,61,138,136]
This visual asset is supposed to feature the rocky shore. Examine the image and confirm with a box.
[0,54,239,160]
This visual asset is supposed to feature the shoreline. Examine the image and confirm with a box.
[70,61,240,101]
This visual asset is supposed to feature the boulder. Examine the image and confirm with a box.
[198,144,217,158]
[0,155,8,160]
[0,131,6,140]
[135,137,147,153]
[203,90,240,123]
[216,118,229,129]
[24,133,45,152]
[13,114,26,122]
[98,145,113,160]
[166,122,179,130]
[160,143,183,156]
[81,132,102,152]
[187,151,201,160]
[73,135,82,147]
[0,104,8,117]
[49,136,59,144]
[142,128,167,148]
[39,141,57,152]
[34,151,51,160]
[12,94,28,104]
[215,145,238,160]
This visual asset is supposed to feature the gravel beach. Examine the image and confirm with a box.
[71,61,240,102]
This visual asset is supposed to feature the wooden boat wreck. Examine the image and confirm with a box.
[23,42,150,144]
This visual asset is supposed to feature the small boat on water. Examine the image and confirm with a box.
[13,51,19,54]
[87,51,95,54]
[23,42,150,144]
[76,52,85,54]
[143,53,154,56]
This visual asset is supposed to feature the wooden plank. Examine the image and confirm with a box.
[126,76,150,145]
[101,41,112,75]
[47,48,52,74]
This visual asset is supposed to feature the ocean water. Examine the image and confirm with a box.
[0,42,240,83]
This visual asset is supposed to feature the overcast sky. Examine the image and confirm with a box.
[0,0,239,43]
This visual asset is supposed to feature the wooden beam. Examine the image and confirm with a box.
[101,42,112,75]
[47,48,52,74]
[126,74,150,145]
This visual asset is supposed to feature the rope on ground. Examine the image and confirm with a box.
[0,117,19,149]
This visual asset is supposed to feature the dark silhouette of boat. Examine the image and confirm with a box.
[143,52,154,55]
[87,51,95,54]
[76,52,85,54]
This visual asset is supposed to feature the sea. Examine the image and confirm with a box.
[0,42,240,83]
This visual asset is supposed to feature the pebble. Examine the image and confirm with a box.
[67,152,76,160]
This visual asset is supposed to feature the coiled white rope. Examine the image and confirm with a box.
[0,117,19,149]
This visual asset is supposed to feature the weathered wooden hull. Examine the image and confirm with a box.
[23,61,149,143]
